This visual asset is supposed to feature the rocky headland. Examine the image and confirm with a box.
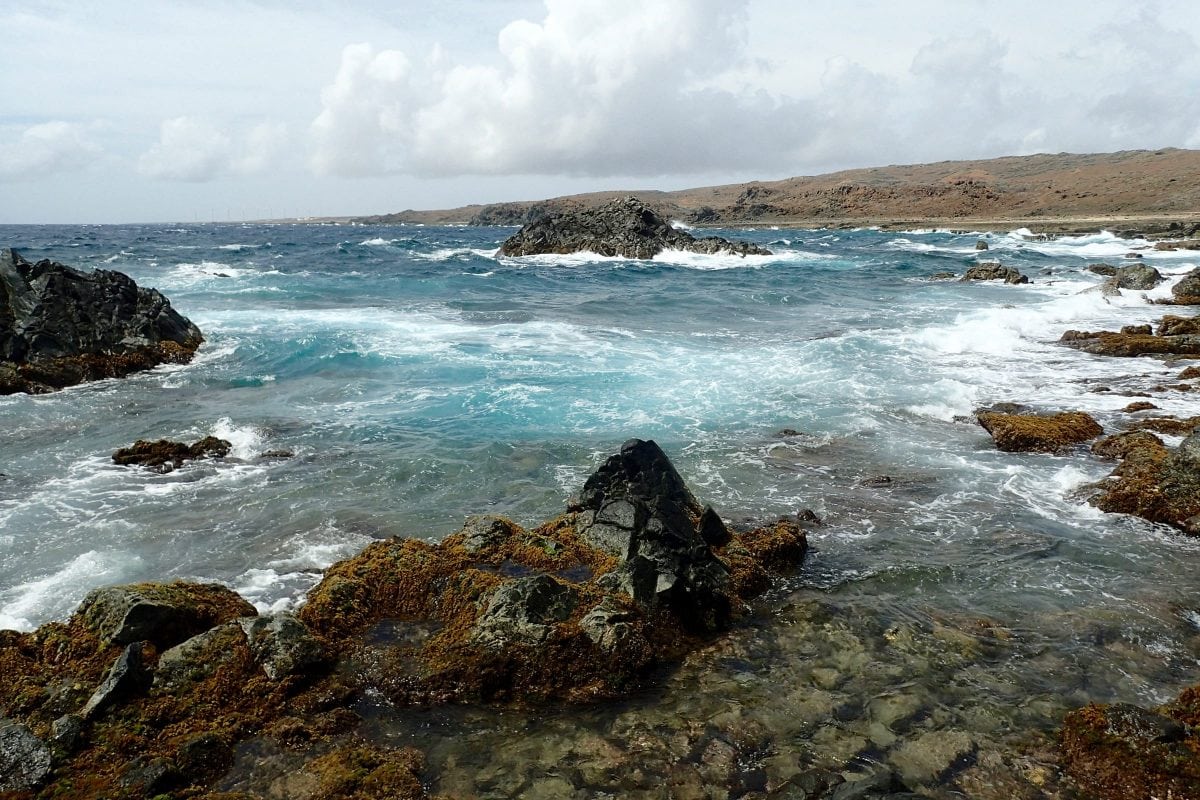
[356,148,1200,235]
[0,248,202,395]
[0,439,810,798]
[496,197,771,259]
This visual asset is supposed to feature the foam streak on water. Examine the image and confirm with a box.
[0,223,1197,717]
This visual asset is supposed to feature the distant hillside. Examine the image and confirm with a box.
[356,149,1200,234]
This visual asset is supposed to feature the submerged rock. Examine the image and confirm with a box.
[977,410,1102,453]
[960,262,1029,284]
[0,248,202,395]
[497,197,772,259]
[112,435,232,472]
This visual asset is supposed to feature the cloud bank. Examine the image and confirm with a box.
[138,117,288,182]
[310,0,1200,180]
[0,122,102,180]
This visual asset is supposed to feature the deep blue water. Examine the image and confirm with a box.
[1,222,1198,718]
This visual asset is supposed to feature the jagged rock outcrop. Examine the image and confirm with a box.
[1088,428,1200,534]
[960,263,1029,284]
[0,248,202,394]
[112,436,232,472]
[1060,320,1200,358]
[977,410,1103,453]
[497,197,772,259]
[75,581,256,648]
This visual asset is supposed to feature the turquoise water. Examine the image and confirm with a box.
[1,223,1198,712]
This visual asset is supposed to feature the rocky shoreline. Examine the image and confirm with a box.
[0,440,810,798]
[3,233,1200,798]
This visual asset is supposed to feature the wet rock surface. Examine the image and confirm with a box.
[1089,428,1200,534]
[1061,691,1200,800]
[498,197,772,259]
[0,247,202,395]
[960,262,1029,284]
[0,440,807,798]
[112,435,233,472]
[977,410,1103,453]
[1060,319,1200,358]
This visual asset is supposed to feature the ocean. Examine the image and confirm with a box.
[1,221,1198,794]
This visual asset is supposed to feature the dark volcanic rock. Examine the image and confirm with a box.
[1087,263,1120,277]
[80,642,151,720]
[960,262,1029,284]
[573,439,732,630]
[0,721,52,791]
[0,248,202,394]
[498,197,771,259]
[977,410,1102,453]
[74,581,256,648]
[112,436,232,472]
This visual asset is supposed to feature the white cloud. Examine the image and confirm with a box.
[138,117,288,182]
[310,0,1200,181]
[311,0,808,178]
[0,121,102,180]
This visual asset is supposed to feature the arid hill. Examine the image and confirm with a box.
[357,149,1200,234]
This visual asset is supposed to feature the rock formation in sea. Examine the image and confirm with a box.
[1088,428,1200,535]
[976,410,1103,453]
[497,197,772,259]
[112,437,232,473]
[0,248,202,395]
[0,439,808,798]
[959,263,1030,284]
[1060,318,1200,358]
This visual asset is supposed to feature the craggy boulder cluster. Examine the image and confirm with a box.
[0,439,808,798]
[497,197,772,259]
[976,409,1103,453]
[1061,690,1200,800]
[0,248,202,395]
[112,437,233,473]
[1087,429,1200,535]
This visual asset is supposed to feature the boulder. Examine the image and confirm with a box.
[1157,314,1200,337]
[497,197,771,259]
[974,239,989,250]
[977,411,1102,453]
[573,439,732,630]
[81,642,151,719]
[1172,267,1200,303]
[112,436,232,472]
[960,263,1029,284]
[238,612,326,680]
[1090,429,1200,534]
[472,575,579,649]
[1115,263,1162,290]
[0,248,202,394]
[153,622,246,693]
[0,721,52,791]
[74,581,256,649]
[1087,263,1120,277]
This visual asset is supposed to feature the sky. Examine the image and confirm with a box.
[2,0,1199,224]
